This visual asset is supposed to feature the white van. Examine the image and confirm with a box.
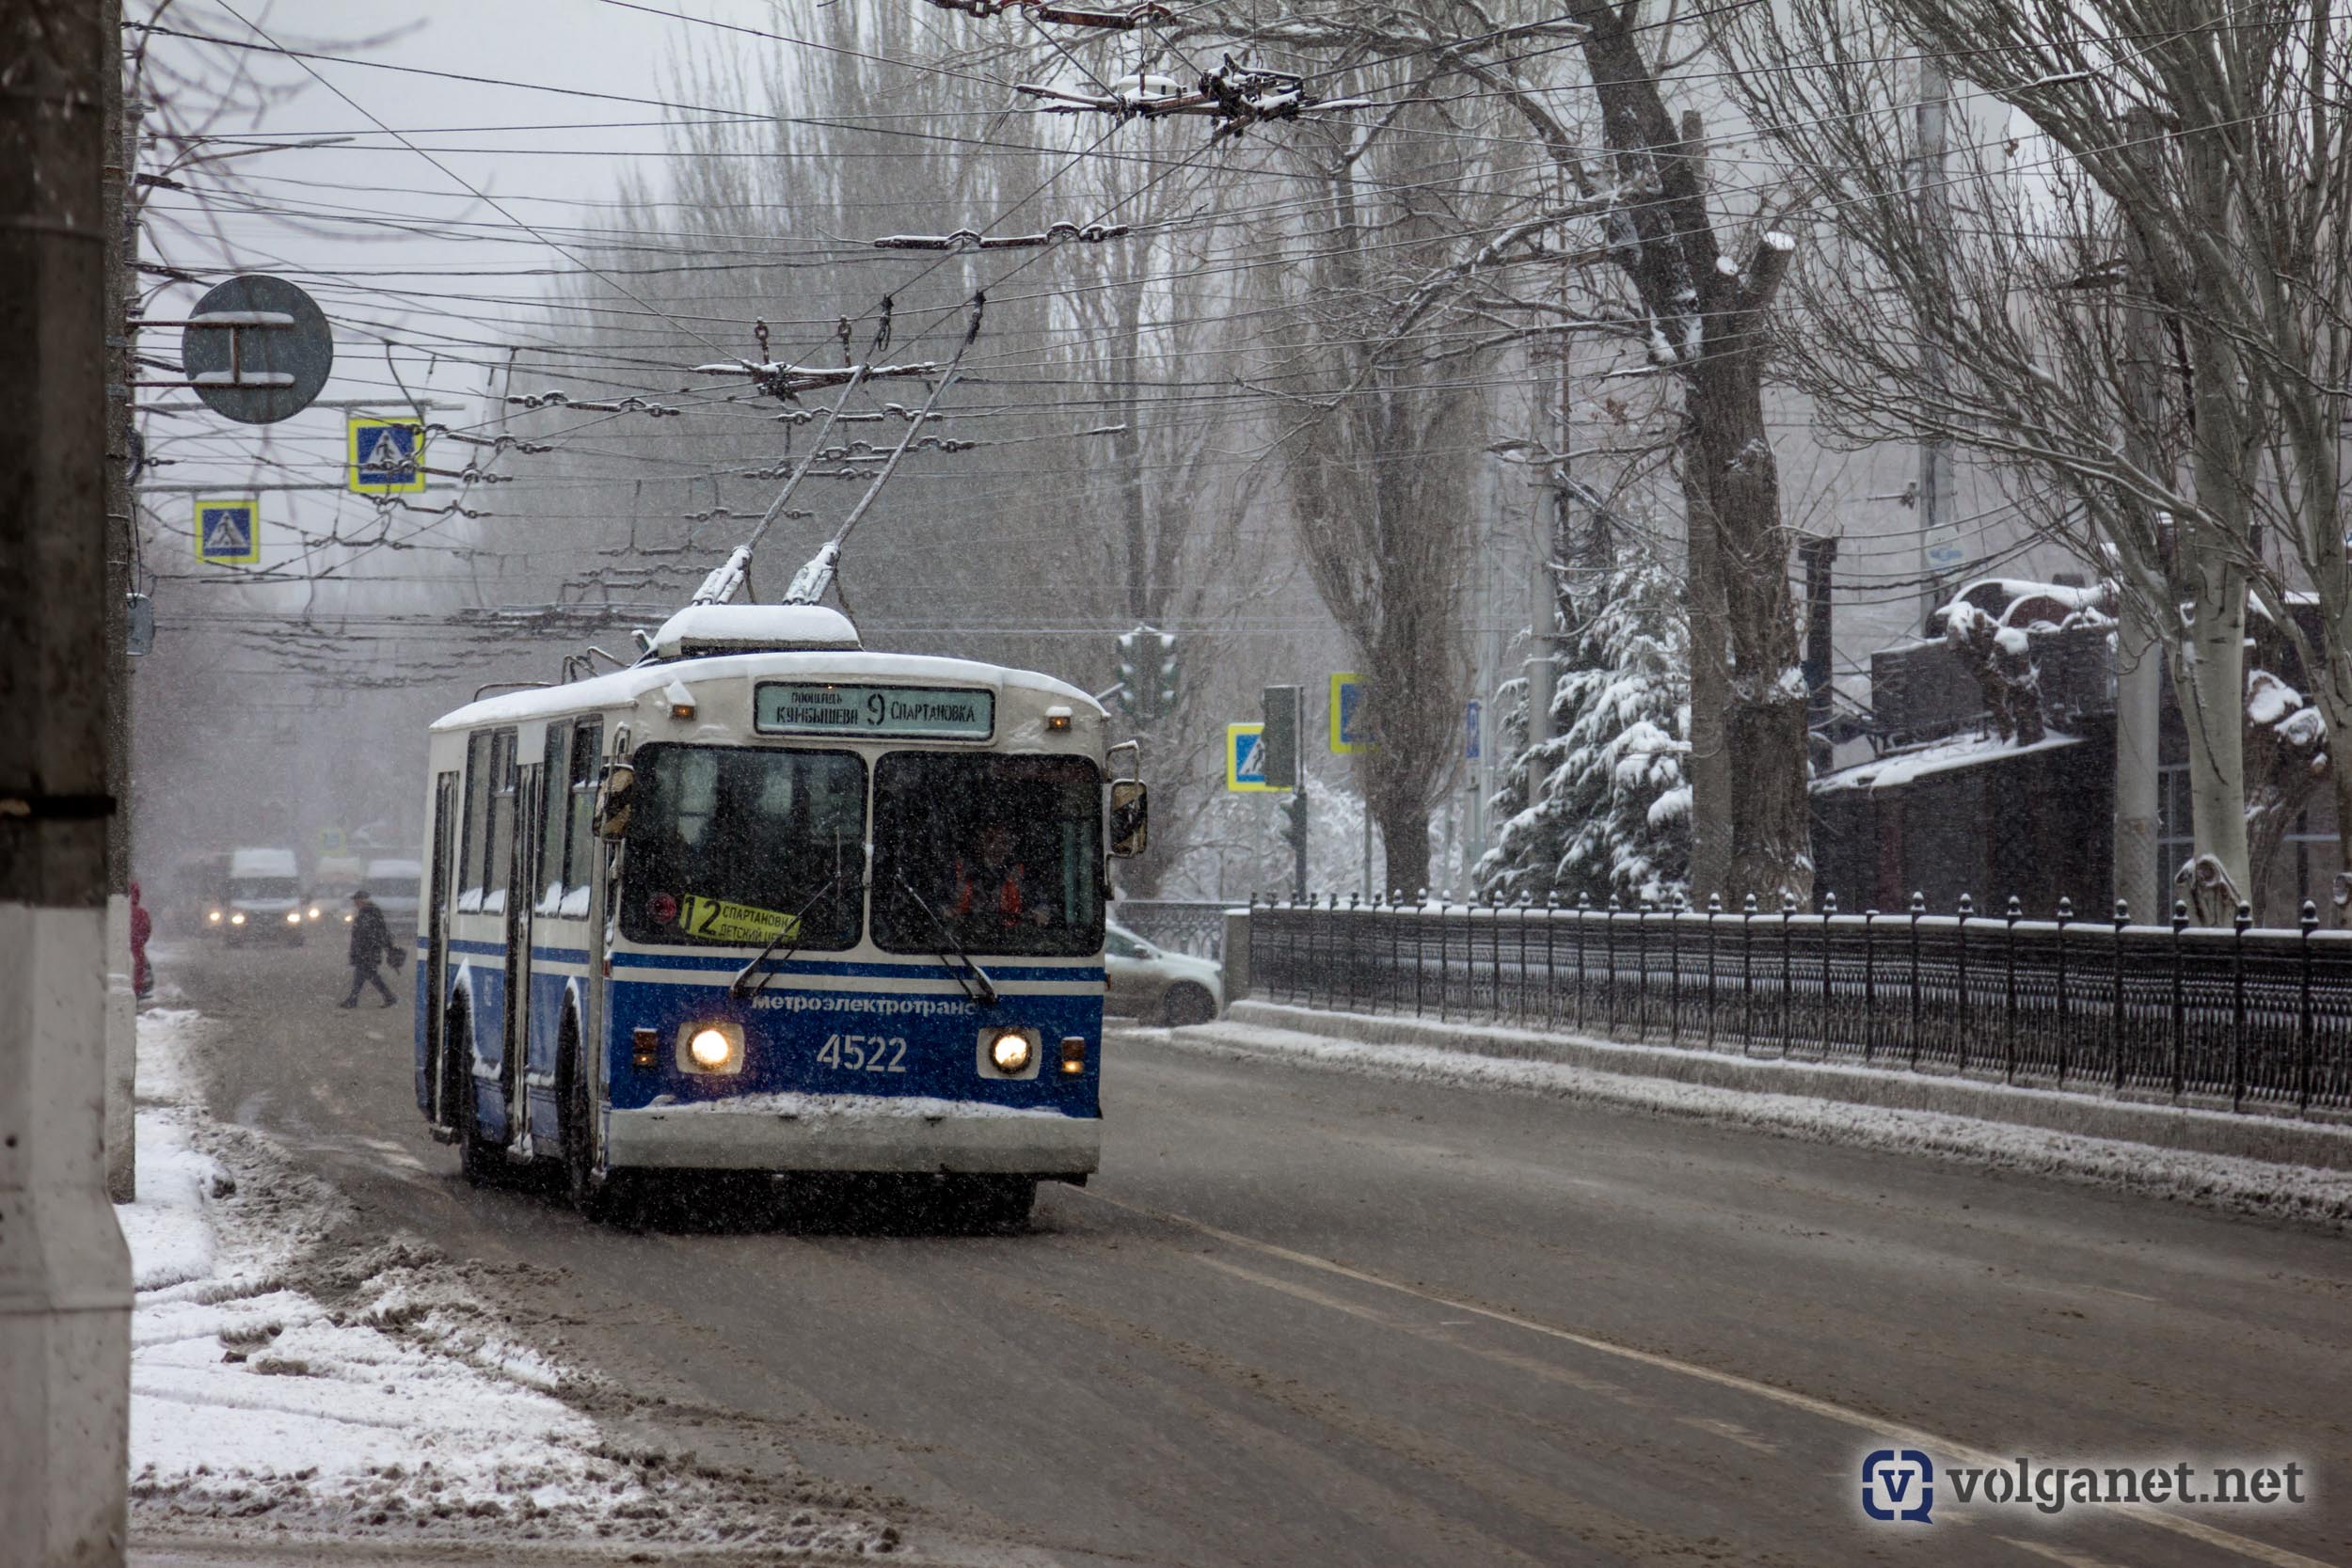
[363,857,424,931]
[225,847,306,946]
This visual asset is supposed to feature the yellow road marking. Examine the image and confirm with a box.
[1074,1190,2329,1568]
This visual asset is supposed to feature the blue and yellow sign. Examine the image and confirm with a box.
[1329,672,1367,753]
[347,416,426,495]
[195,499,260,565]
[1226,722,1277,793]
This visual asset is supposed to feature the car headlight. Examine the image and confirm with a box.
[286,911,302,925]
[982,1026,1037,1076]
[308,906,322,919]
[676,1021,742,1073]
[230,911,246,926]
[207,910,222,923]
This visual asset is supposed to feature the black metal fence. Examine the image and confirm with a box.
[1248,895,2352,1118]
[1114,898,1237,960]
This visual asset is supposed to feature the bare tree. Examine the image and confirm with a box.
[1181,0,1815,901]
[1728,0,2352,914]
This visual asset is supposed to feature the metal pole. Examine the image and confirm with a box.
[1,0,134,1552]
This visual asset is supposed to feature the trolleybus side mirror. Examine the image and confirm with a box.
[1107,780,1149,859]
[593,763,637,840]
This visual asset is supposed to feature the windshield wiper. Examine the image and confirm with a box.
[727,867,847,999]
[891,873,999,1006]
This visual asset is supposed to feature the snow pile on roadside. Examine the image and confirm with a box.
[1154,1017,2352,1231]
[121,1008,897,1553]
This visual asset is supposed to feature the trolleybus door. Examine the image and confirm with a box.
[502,761,541,1148]
[426,771,459,1129]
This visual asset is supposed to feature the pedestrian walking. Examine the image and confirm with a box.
[341,890,399,1009]
[129,879,153,999]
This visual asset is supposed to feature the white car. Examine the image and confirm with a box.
[1104,920,1223,1026]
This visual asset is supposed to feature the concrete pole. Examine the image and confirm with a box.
[2114,103,2168,919]
[1915,55,1956,633]
[103,0,135,1202]
[1,2,135,1561]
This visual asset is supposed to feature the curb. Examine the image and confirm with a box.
[1221,1000,2352,1174]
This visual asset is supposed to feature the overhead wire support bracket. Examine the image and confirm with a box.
[922,0,1174,28]
[1015,55,1370,139]
[693,358,941,404]
[873,220,1130,251]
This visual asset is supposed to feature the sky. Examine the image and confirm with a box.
[135,0,781,604]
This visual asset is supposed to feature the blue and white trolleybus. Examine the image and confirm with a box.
[410,600,1147,1226]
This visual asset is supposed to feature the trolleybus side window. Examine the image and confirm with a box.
[870,753,1104,958]
[563,721,602,911]
[619,744,865,949]
[457,731,494,911]
[485,729,518,914]
[536,727,569,913]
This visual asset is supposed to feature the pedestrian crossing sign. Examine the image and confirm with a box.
[195,499,260,564]
[1226,722,1277,792]
[347,416,426,494]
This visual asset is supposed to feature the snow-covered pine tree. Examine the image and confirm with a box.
[1478,552,1692,906]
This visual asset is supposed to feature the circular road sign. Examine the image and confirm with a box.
[179,275,334,425]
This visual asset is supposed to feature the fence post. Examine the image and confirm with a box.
[1605,896,1621,1036]
[1635,901,1650,1039]
[1575,895,1589,1034]
[1490,894,1504,1019]
[2054,897,2073,1087]
[1545,893,1558,1026]
[2004,895,2021,1085]
[1706,895,1721,1051]
[1862,903,1878,1065]
[1437,899,1451,1022]
[1909,892,1925,1071]
[1954,893,1978,1074]
[2299,900,2318,1112]
[2170,899,2189,1101]
[1518,895,1532,1023]
[1780,892,1796,1054]
[1668,893,1685,1045]
[1820,892,1836,1054]
[1741,893,1757,1053]
[2232,901,2250,1112]
[1413,890,1427,1019]
[2112,898,2130,1092]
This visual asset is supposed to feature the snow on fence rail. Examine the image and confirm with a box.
[1248,895,2352,1118]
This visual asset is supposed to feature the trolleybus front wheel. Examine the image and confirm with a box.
[558,1030,620,1221]
[454,1016,503,1188]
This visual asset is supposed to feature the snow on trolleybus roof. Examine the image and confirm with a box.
[431,646,1103,736]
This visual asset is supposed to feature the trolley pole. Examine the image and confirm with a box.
[0,0,135,1560]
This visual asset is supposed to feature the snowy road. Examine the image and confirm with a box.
[162,943,2350,1567]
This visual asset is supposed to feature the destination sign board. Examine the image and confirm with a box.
[755,683,994,740]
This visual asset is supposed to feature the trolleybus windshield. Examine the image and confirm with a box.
[620,744,866,948]
[871,753,1104,958]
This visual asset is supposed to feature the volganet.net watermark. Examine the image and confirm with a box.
[1860,1448,2311,1524]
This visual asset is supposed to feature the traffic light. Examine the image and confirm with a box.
[1261,684,1301,790]
[1281,789,1308,902]
[1113,624,1179,722]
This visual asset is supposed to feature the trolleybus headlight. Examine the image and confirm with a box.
[678,1022,742,1073]
[986,1028,1035,1075]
